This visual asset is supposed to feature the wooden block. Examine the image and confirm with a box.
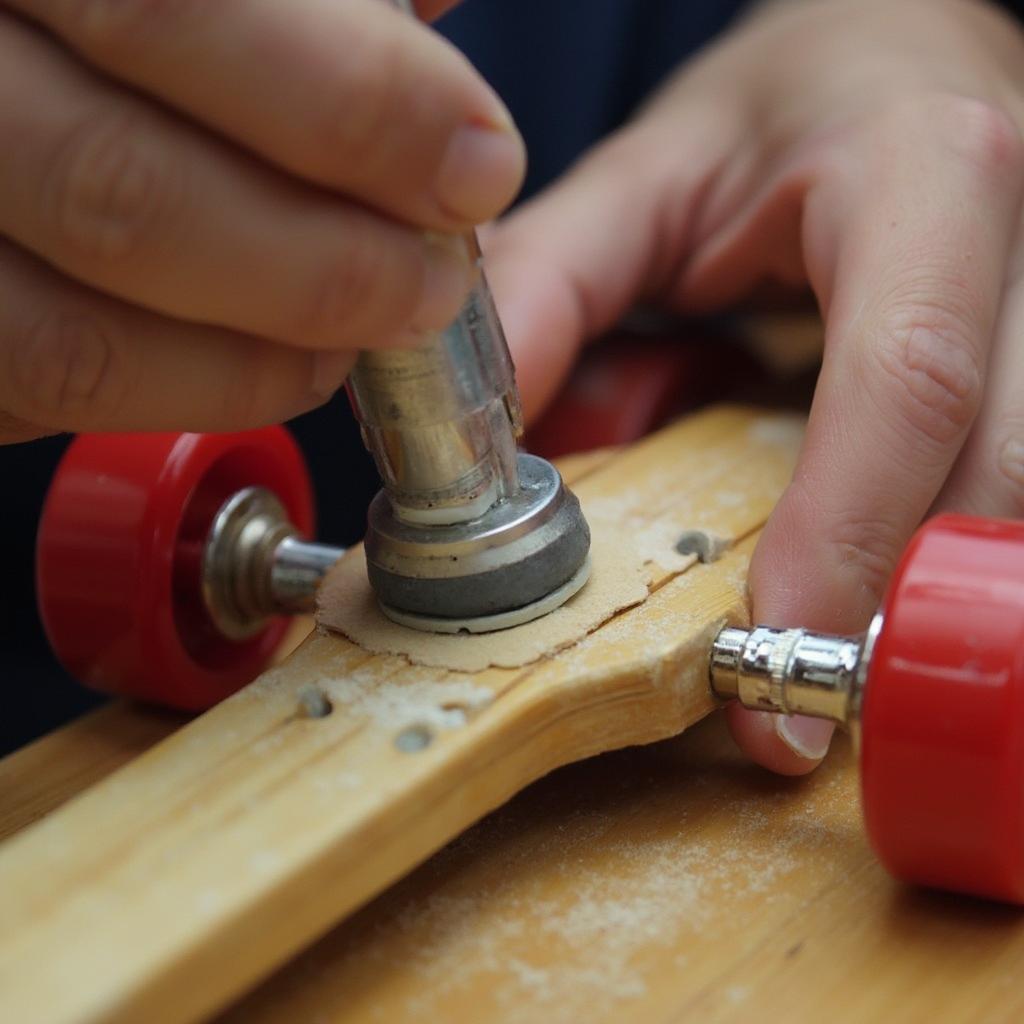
[0,405,802,1024]
[222,717,868,1023]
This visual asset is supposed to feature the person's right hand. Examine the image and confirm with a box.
[0,0,524,443]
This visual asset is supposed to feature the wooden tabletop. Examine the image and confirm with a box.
[3,697,1022,1023]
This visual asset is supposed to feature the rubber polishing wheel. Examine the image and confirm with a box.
[36,429,314,711]
[861,514,1024,903]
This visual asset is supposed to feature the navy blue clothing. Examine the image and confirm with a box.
[438,1,748,198]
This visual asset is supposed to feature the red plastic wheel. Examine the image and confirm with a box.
[861,514,1024,903]
[37,429,314,711]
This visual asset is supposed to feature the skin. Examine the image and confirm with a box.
[483,0,1024,773]
[0,0,518,439]
[4,0,1023,773]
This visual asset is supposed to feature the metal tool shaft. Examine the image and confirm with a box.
[347,237,523,525]
[345,0,524,527]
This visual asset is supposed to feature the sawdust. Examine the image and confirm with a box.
[314,670,494,731]
[339,777,819,1024]
[316,513,650,672]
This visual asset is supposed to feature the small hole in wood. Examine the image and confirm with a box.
[675,529,727,564]
[395,724,433,752]
[297,686,332,719]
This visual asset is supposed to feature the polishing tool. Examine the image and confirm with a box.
[347,234,591,632]
[346,0,592,631]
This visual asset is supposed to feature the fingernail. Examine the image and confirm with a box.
[775,715,834,761]
[311,349,354,398]
[411,233,472,331]
[435,121,526,223]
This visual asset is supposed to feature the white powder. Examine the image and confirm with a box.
[332,772,823,1024]
[371,836,801,1023]
[317,671,494,732]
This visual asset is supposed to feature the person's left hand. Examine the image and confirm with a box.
[483,0,1024,774]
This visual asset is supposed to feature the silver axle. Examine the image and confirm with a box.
[709,615,885,731]
[201,487,344,641]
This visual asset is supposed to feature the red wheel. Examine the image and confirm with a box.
[861,514,1024,902]
[37,429,314,711]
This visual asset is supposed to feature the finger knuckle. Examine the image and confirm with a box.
[12,310,130,425]
[897,93,1024,183]
[48,111,172,264]
[830,510,905,608]
[870,292,984,448]
[995,424,1024,514]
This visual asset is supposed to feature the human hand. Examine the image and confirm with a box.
[485,0,1024,773]
[0,0,524,442]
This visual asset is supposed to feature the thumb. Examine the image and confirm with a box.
[483,100,744,422]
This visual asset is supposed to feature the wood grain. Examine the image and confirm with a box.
[0,407,802,1024]
[0,618,316,844]
[0,702,185,842]
[222,717,1024,1024]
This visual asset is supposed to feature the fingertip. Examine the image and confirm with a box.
[434,122,526,225]
[405,232,474,332]
[725,704,831,777]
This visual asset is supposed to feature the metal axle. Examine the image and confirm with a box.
[201,487,344,641]
[709,614,885,730]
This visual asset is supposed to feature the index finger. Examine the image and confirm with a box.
[9,0,523,228]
